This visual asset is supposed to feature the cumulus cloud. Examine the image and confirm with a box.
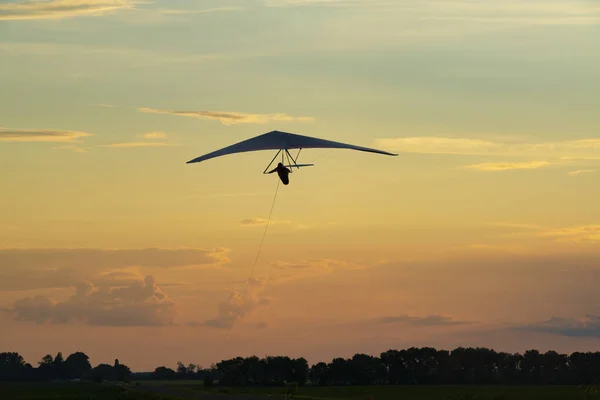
[0,0,141,21]
[0,127,92,142]
[11,275,177,326]
[196,277,272,329]
[376,314,475,326]
[0,247,230,292]
[138,107,315,125]
[463,160,551,171]
[513,314,600,338]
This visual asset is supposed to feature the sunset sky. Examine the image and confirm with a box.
[2,0,600,372]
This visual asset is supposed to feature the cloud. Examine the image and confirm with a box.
[269,258,366,283]
[374,137,600,160]
[0,127,92,142]
[0,247,230,292]
[0,0,142,21]
[569,169,595,176]
[463,160,551,171]
[418,0,600,26]
[100,131,176,148]
[513,314,600,338]
[263,0,369,7]
[138,107,315,125]
[537,225,600,243]
[196,277,272,329]
[157,6,244,15]
[376,314,476,326]
[190,192,259,199]
[53,144,89,153]
[139,131,167,139]
[99,142,177,148]
[0,42,221,69]
[268,0,600,27]
[11,275,177,326]
[240,218,291,226]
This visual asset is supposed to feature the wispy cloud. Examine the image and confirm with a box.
[0,0,143,21]
[101,132,176,148]
[264,0,368,6]
[0,127,92,142]
[268,258,366,283]
[53,144,89,153]
[485,222,543,231]
[138,107,315,125]
[157,6,244,15]
[538,225,600,243]
[139,131,167,139]
[190,192,259,199]
[240,218,291,226]
[569,169,595,176]
[99,142,177,148]
[266,0,600,26]
[376,314,475,326]
[513,313,600,338]
[464,160,551,171]
[418,0,600,26]
[0,42,221,69]
[374,137,600,162]
[90,103,120,108]
[0,248,230,279]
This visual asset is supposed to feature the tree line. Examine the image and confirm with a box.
[3,347,600,385]
[0,351,131,382]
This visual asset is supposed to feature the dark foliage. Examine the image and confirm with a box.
[3,347,600,386]
[0,351,130,382]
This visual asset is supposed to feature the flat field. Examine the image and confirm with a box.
[3,381,600,400]
[138,380,600,399]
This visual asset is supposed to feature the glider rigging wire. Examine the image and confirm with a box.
[215,177,281,352]
[245,177,280,292]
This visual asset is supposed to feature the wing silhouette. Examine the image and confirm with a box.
[186,130,397,164]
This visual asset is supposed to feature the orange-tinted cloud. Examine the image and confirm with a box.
[0,247,230,292]
[0,127,92,142]
[194,277,272,329]
[0,0,140,21]
[99,142,177,148]
[138,107,315,125]
[11,275,176,326]
[140,131,167,139]
[463,160,551,171]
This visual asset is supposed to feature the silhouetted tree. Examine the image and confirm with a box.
[8,346,600,386]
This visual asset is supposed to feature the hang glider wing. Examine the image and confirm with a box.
[186,130,397,164]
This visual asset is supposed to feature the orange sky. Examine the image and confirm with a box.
[2,0,600,372]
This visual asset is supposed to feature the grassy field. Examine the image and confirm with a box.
[3,381,600,400]
[0,381,180,399]
[140,380,600,400]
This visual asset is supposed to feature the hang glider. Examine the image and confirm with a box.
[186,130,397,173]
